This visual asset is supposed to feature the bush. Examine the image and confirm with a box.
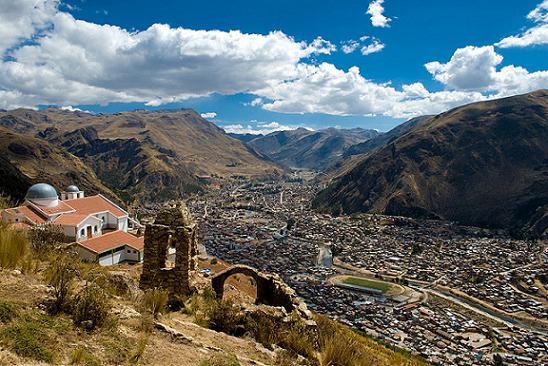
[72,284,110,330]
[45,255,78,313]
[0,225,29,269]
[0,301,17,323]
[199,353,241,366]
[207,300,243,335]
[142,288,168,319]
[28,224,66,253]
[70,346,100,366]
[0,318,55,363]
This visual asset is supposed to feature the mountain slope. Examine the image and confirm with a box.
[0,126,120,203]
[344,116,433,158]
[313,90,548,238]
[247,127,379,170]
[0,108,281,204]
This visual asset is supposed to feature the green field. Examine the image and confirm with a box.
[342,277,392,293]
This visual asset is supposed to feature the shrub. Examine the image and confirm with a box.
[72,284,110,330]
[207,300,243,335]
[199,353,241,366]
[142,288,168,319]
[45,255,78,313]
[0,318,55,363]
[0,301,17,323]
[0,225,29,269]
[70,346,100,366]
[28,224,67,253]
[130,332,148,363]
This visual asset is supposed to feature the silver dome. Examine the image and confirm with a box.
[25,183,58,200]
[65,185,80,193]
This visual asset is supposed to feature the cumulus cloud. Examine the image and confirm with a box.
[496,0,548,48]
[0,4,334,109]
[425,45,548,96]
[0,0,58,54]
[425,46,503,91]
[222,121,307,135]
[0,1,545,120]
[200,112,217,119]
[366,0,391,28]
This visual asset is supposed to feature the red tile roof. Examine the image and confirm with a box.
[78,230,143,253]
[34,201,75,215]
[63,195,127,218]
[53,214,100,226]
[4,206,47,224]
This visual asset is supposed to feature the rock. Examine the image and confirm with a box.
[112,305,141,320]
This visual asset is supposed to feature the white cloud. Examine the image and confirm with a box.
[361,39,385,55]
[425,46,503,91]
[425,45,548,96]
[496,0,548,48]
[341,36,384,55]
[59,105,92,113]
[222,121,306,135]
[0,0,58,54]
[366,0,391,28]
[341,40,359,54]
[245,97,264,107]
[0,5,334,109]
[0,2,545,121]
[200,112,217,119]
[527,0,548,23]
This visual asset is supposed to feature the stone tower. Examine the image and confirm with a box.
[139,202,198,299]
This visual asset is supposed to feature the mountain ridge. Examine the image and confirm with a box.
[313,90,548,238]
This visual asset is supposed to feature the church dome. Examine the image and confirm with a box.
[25,183,59,207]
[25,183,58,199]
[65,185,80,193]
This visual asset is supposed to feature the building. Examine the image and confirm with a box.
[1,183,144,266]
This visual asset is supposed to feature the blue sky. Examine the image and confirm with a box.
[1,0,547,132]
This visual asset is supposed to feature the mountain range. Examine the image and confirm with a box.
[233,127,380,170]
[313,90,548,238]
[0,108,280,205]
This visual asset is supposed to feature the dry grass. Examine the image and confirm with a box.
[72,284,111,330]
[0,224,29,269]
[316,315,428,366]
[142,288,169,319]
[199,353,241,366]
[69,346,100,365]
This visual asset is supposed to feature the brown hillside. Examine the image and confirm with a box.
[313,90,548,238]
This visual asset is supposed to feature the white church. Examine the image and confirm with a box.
[1,183,144,266]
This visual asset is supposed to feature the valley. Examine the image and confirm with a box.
[186,174,547,365]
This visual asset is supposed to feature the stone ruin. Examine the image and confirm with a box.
[211,264,314,324]
[139,202,315,328]
[139,202,198,301]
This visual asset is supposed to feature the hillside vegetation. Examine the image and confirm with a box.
[0,221,428,366]
[314,90,548,238]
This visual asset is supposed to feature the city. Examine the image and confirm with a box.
[186,176,547,365]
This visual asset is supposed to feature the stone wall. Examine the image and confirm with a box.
[211,264,314,323]
[139,202,198,300]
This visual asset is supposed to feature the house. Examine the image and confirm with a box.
[1,183,144,266]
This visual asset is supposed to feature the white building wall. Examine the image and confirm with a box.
[76,216,103,240]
